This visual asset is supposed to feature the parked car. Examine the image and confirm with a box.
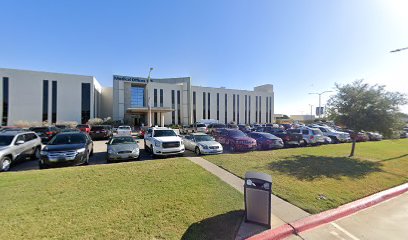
[55,125,67,129]
[354,132,369,142]
[0,131,42,172]
[316,126,351,143]
[144,127,185,157]
[183,133,223,155]
[39,132,93,169]
[287,127,325,146]
[366,132,383,141]
[246,132,284,150]
[238,124,251,133]
[76,124,91,134]
[207,123,227,134]
[259,127,303,147]
[89,125,113,140]
[214,129,257,152]
[181,123,208,134]
[117,125,132,136]
[29,126,60,143]
[106,135,140,162]
[60,128,81,133]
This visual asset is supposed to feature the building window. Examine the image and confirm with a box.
[269,96,272,123]
[42,80,49,122]
[224,94,227,124]
[177,90,181,124]
[193,91,197,123]
[259,96,262,123]
[52,81,57,124]
[160,89,163,107]
[154,112,158,126]
[171,90,175,125]
[130,87,145,107]
[248,96,251,124]
[81,83,91,124]
[245,95,247,124]
[216,93,219,120]
[202,92,206,119]
[207,92,210,119]
[255,96,258,123]
[237,95,240,124]
[233,94,236,122]
[266,96,268,123]
[2,77,9,126]
[154,89,158,107]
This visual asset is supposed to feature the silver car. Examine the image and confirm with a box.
[106,136,140,162]
[287,127,325,146]
[0,131,42,172]
[183,133,223,155]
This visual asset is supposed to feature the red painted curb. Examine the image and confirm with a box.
[246,182,408,240]
[246,224,294,240]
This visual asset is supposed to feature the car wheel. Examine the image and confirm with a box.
[39,161,48,169]
[0,156,12,172]
[301,140,307,147]
[90,149,94,157]
[195,147,201,155]
[150,145,156,158]
[83,152,90,165]
[32,147,41,160]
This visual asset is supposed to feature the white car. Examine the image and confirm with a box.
[183,133,223,155]
[117,126,132,136]
[144,127,185,156]
[316,126,351,143]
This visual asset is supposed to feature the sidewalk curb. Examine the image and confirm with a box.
[247,182,408,240]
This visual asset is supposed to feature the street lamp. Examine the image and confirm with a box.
[147,67,154,127]
[308,104,313,120]
[390,47,408,53]
[309,91,333,119]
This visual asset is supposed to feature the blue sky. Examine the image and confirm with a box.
[1,0,407,114]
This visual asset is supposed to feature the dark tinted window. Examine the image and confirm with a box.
[52,81,57,123]
[110,136,135,145]
[30,127,48,132]
[302,130,309,135]
[81,83,91,124]
[42,80,48,122]
[196,124,206,127]
[153,130,177,137]
[49,134,87,145]
[2,77,9,126]
[0,135,14,146]
[91,126,104,131]
[228,130,246,137]
[77,124,89,128]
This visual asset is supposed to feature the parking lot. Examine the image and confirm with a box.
[10,138,197,172]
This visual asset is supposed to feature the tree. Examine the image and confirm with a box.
[326,80,407,157]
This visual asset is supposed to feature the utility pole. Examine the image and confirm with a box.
[146,67,154,127]
[309,91,332,119]
[308,104,313,120]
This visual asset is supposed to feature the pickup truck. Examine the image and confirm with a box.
[117,126,132,136]
[258,127,303,147]
[144,127,185,157]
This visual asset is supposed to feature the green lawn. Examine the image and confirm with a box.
[0,159,243,240]
[204,139,408,214]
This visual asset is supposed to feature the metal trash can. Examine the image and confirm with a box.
[244,171,272,228]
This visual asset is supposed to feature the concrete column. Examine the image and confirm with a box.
[161,112,165,127]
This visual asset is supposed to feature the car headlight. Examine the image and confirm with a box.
[180,140,184,145]
[154,140,161,147]
[108,149,115,154]
[132,148,139,153]
[76,148,86,153]
[200,144,209,149]
[40,150,48,156]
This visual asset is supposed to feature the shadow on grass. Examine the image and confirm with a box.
[181,210,244,240]
[269,155,382,180]
[379,154,408,162]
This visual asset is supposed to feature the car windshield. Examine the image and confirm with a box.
[30,127,48,132]
[118,126,131,130]
[91,126,104,131]
[211,124,226,128]
[0,136,15,146]
[110,137,135,145]
[194,135,214,142]
[228,130,246,137]
[287,129,301,133]
[312,129,323,135]
[196,124,206,127]
[48,134,86,145]
[153,130,177,137]
[77,125,89,128]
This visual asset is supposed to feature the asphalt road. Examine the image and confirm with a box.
[9,138,197,172]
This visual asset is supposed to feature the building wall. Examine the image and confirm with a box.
[0,68,101,125]
[100,87,113,119]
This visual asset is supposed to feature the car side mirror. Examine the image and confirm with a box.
[15,140,25,145]
[105,142,108,144]
[136,140,139,143]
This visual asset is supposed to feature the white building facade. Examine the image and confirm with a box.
[0,68,103,126]
[112,75,275,126]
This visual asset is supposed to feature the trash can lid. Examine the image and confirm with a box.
[245,171,272,183]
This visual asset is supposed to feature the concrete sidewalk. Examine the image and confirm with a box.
[186,157,310,239]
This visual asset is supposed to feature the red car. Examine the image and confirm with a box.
[214,129,257,152]
[76,124,91,134]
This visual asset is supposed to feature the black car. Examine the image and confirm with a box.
[89,125,113,140]
[39,132,93,169]
[29,126,60,143]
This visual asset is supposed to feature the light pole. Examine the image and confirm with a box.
[308,104,313,120]
[309,91,333,119]
[146,67,154,127]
